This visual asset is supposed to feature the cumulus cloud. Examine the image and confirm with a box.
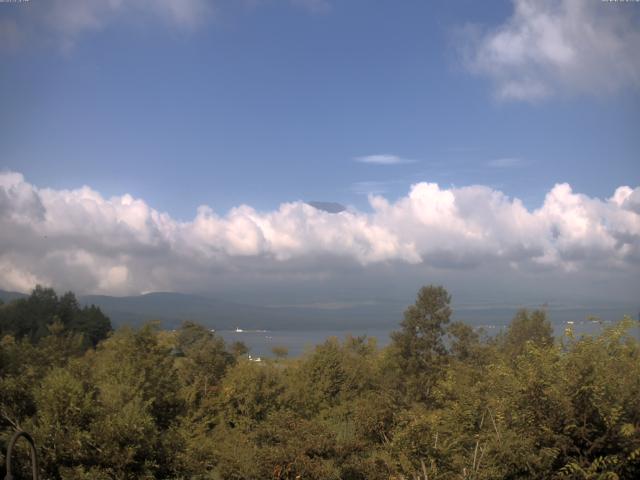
[355,154,416,165]
[0,171,639,295]
[461,0,640,100]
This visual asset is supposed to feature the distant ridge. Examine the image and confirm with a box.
[1,288,397,330]
[306,201,346,213]
[0,289,27,303]
[80,291,400,330]
[1,289,636,331]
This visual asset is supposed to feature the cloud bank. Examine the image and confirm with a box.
[462,0,640,100]
[1,171,638,296]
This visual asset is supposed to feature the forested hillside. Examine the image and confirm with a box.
[1,285,639,479]
[0,286,111,346]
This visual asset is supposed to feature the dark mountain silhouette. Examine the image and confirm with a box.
[306,201,346,213]
[2,289,636,331]
[0,289,27,303]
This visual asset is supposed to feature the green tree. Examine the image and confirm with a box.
[0,287,111,346]
[447,321,481,361]
[174,321,237,409]
[272,345,289,359]
[502,309,554,357]
[389,285,452,402]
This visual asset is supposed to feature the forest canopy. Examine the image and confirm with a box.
[0,286,111,346]
[0,285,639,479]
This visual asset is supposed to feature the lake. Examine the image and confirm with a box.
[217,319,640,358]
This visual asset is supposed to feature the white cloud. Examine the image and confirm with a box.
[462,0,640,100]
[355,154,416,165]
[1,171,639,295]
[620,186,640,215]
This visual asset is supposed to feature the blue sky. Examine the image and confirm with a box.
[2,0,637,218]
[1,0,639,310]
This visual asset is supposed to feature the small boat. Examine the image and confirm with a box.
[235,327,244,333]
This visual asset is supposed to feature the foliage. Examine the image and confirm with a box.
[388,285,452,402]
[0,286,111,346]
[1,285,639,479]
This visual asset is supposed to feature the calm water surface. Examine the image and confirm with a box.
[218,320,640,358]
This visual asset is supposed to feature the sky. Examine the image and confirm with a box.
[1,0,639,312]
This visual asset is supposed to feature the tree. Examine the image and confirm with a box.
[1,284,638,479]
[503,309,554,357]
[70,305,111,347]
[0,287,111,346]
[272,345,289,359]
[174,321,237,411]
[447,321,480,361]
[389,285,452,402]
[57,291,81,327]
